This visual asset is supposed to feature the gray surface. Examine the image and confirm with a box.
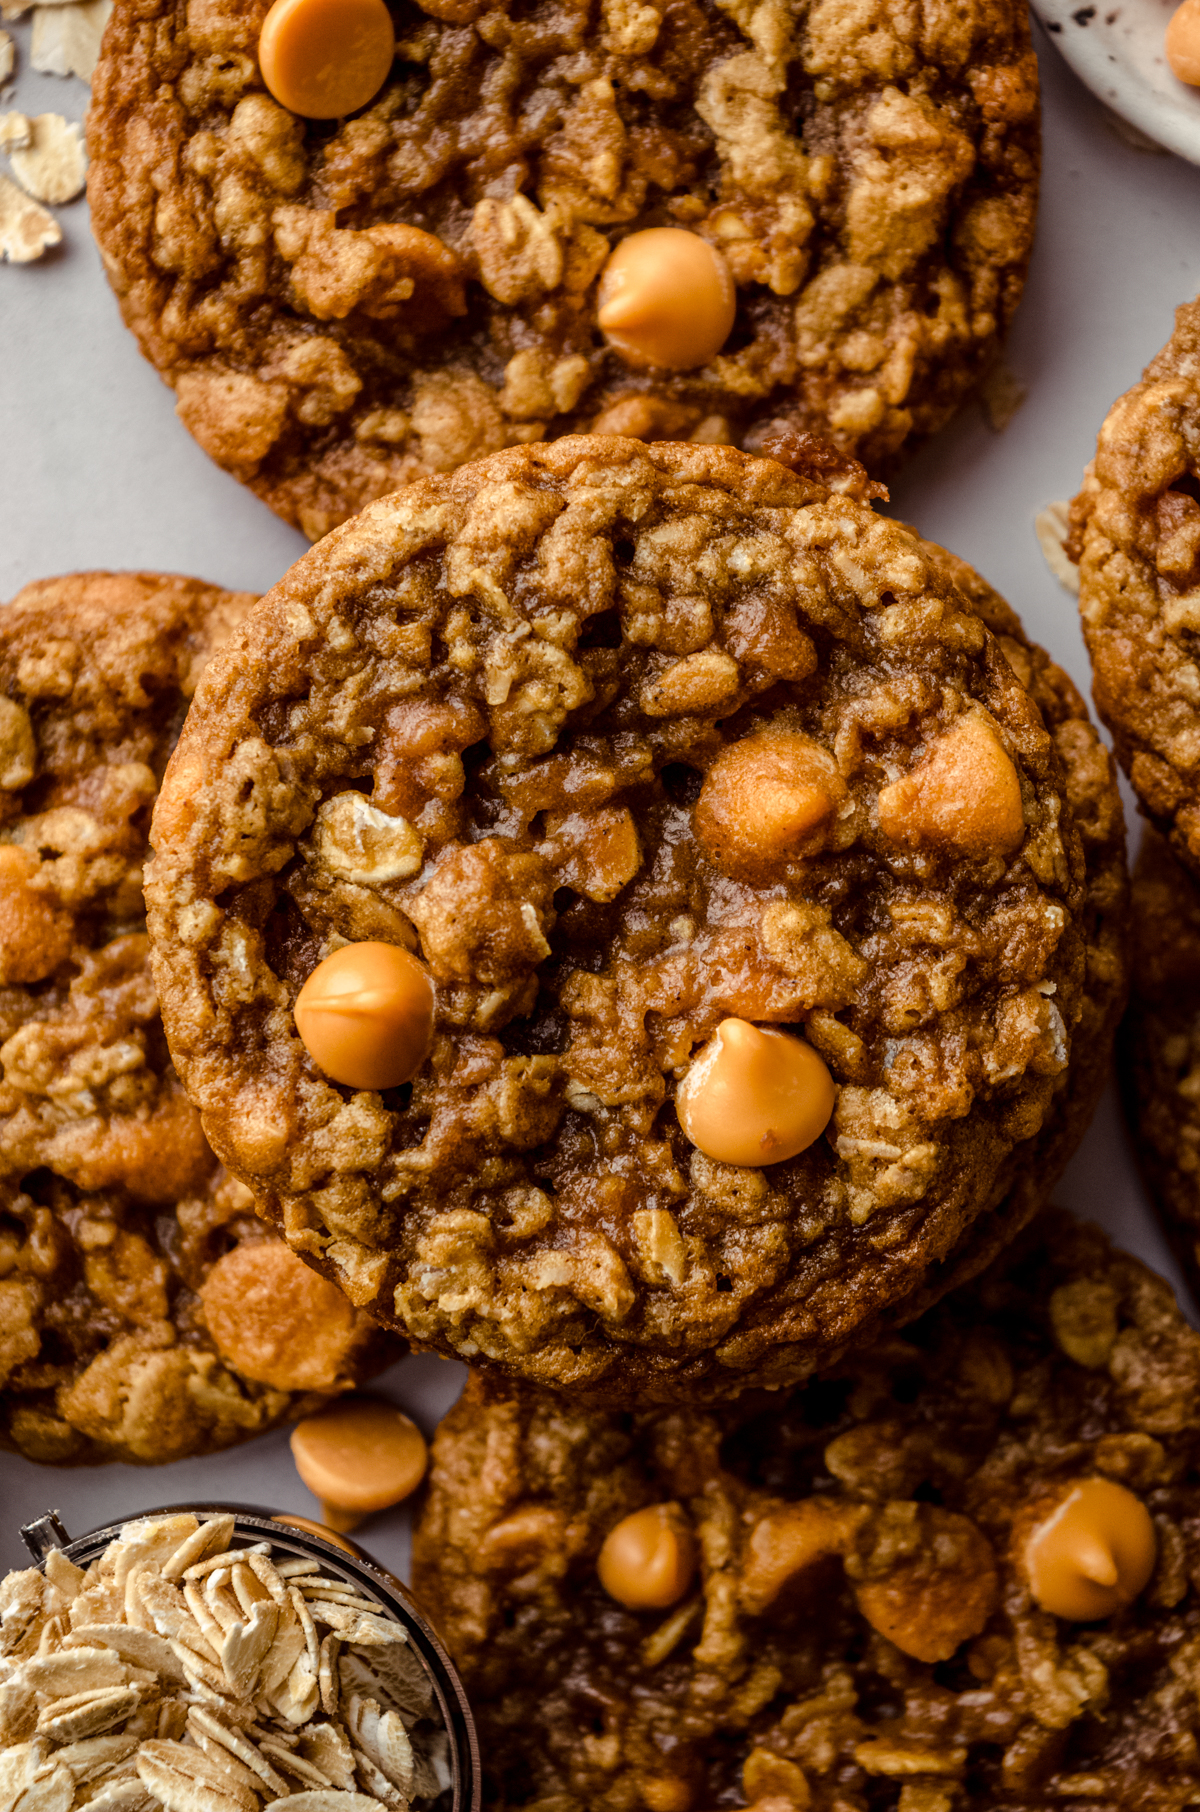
[1,15,1197,1578]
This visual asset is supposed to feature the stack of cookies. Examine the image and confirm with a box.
[126,423,1194,1810]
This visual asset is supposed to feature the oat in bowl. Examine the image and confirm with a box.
[0,1507,479,1812]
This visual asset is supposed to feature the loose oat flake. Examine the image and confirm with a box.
[31,0,113,81]
[0,111,28,151]
[0,31,13,83]
[0,169,58,260]
[8,113,85,204]
[1035,500,1081,598]
[0,1514,451,1812]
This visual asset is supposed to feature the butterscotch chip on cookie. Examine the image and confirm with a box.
[86,0,1038,540]
[1073,298,1200,877]
[414,1212,1200,1812]
[0,572,398,1465]
[145,437,1124,1401]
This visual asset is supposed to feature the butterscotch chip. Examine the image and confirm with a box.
[596,229,736,372]
[146,438,1125,1401]
[0,572,399,1466]
[597,1503,697,1609]
[414,1212,1200,1810]
[1017,1477,1157,1621]
[87,0,1037,539]
[258,0,395,120]
[290,1396,428,1530]
[1073,298,1200,877]
[200,1240,371,1392]
[675,1019,834,1167]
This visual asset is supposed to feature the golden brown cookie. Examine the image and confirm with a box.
[145,437,1123,1402]
[1121,826,1200,1304]
[1073,298,1200,878]
[0,572,398,1465]
[87,0,1039,540]
[414,1211,1200,1812]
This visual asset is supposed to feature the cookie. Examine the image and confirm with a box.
[1120,825,1200,1304]
[1073,297,1200,878]
[87,0,1039,541]
[413,1211,1200,1812]
[144,436,1124,1402]
[0,572,398,1465]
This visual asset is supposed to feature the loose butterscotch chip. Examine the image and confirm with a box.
[598,1504,697,1610]
[676,1019,835,1168]
[259,0,395,120]
[597,230,735,372]
[294,941,435,1090]
[200,1239,369,1392]
[1020,1477,1157,1620]
[877,714,1025,856]
[291,1396,429,1532]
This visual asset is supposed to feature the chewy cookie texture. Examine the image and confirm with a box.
[86,0,1038,539]
[414,1213,1200,1812]
[145,437,1126,1402]
[0,572,396,1466]
[1121,826,1200,1305]
[1073,296,1200,880]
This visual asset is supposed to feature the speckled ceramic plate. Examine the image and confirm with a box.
[1033,0,1200,163]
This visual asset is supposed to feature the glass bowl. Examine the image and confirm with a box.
[18,1502,480,1812]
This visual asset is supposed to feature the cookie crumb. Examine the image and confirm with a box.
[31,0,113,80]
[0,30,13,83]
[0,168,59,260]
[1035,500,1080,597]
[980,359,1028,432]
[9,112,86,202]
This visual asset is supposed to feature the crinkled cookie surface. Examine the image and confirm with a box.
[0,572,396,1465]
[1121,827,1200,1305]
[87,0,1038,539]
[1073,298,1200,880]
[414,1212,1200,1812]
[145,438,1114,1401]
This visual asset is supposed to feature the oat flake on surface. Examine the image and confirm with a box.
[31,0,112,81]
[0,31,13,83]
[8,113,85,203]
[0,168,58,259]
[1035,500,1080,598]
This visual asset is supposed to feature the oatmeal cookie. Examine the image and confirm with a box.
[86,0,1038,540]
[414,1211,1200,1812]
[1073,297,1200,878]
[0,571,397,1465]
[145,437,1122,1401]
[1121,826,1200,1303]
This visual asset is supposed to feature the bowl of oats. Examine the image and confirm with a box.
[1,1506,480,1812]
